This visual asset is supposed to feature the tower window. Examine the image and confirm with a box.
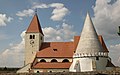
[29,35,35,39]
[33,35,35,39]
[96,57,99,60]
[30,35,32,39]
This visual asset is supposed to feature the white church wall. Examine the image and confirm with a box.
[79,58,93,72]
[69,58,80,72]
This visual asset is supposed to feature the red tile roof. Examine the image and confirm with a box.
[32,62,72,69]
[37,42,74,58]
[26,14,44,35]
[36,36,108,58]
[33,36,109,69]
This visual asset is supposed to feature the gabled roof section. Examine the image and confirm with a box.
[76,12,105,54]
[26,14,44,35]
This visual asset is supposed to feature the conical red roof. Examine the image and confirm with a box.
[26,14,44,35]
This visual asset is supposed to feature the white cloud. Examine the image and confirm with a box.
[49,3,64,8]
[16,9,34,17]
[50,3,69,21]
[0,14,13,26]
[92,0,120,40]
[92,0,120,67]
[43,23,76,42]
[0,31,25,67]
[109,44,120,67]
[16,3,69,21]
[32,3,49,9]
[50,7,69,21]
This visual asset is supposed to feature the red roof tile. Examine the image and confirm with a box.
[37,42,74,58]
[26,14,44,35]
[32,62,72,69]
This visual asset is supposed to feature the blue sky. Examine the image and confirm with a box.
[0,0,120,67]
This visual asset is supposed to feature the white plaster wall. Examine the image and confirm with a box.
[79,58,93,72]
[69,58,80,72]
[33,69,69,73]
[37,58,72,62]
[70,57,108,72]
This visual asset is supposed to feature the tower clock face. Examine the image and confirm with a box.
[30,40,34,47]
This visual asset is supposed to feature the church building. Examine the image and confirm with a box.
[17,12,115,73]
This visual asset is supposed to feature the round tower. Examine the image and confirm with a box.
[69,12,109,72]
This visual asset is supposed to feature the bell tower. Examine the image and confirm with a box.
[25,13,44,65]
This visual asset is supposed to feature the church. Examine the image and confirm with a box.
[17,12,115,73]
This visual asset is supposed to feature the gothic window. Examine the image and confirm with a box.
[62,59,69,62]
[51,59,58,62]
[40,59,46,62]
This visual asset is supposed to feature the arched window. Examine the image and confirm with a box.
[51,59,58,62]
[40,59,46,62]
[33,35,35,39]
[30,35,35,39]
[62,59,69,62]
[30,35,32,39]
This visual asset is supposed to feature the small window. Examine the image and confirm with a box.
[53,49,57,51]
[33,35,35,39]
[96,57,99,60]
[51,59,58,62]
[30,35,32,39]
[74,51,75,53]
[37,71,39,73]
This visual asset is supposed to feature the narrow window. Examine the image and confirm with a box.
[96,57,99,60]
[33,35,35,39]
[30,35,32,39]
